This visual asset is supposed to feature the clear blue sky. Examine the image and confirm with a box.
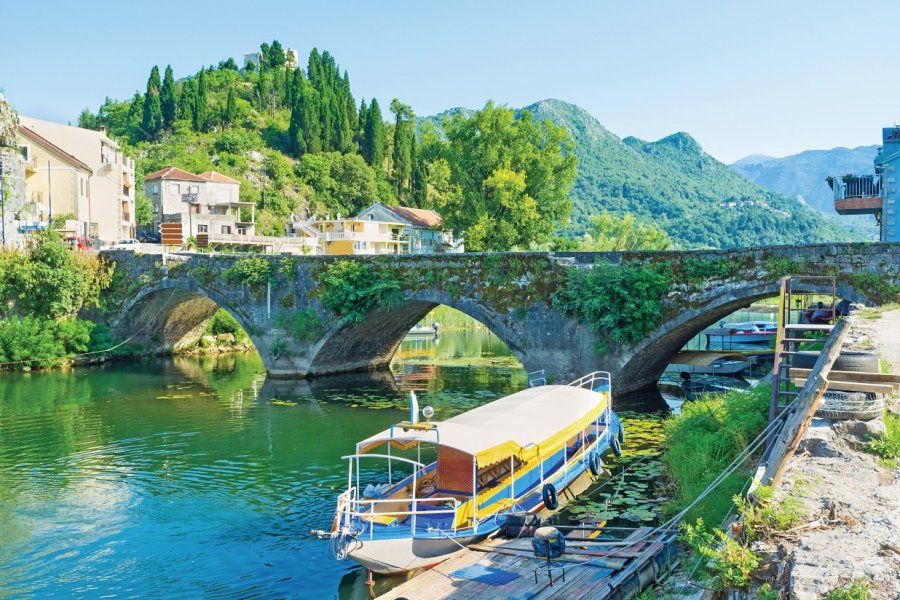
[2,0,897,163]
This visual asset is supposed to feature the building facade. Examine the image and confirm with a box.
[16,126,93,238]
[0,93,27,248]
[356,203,461,253]
[145,166,255,242]
[830,126,900,242]
[18,116,136,242]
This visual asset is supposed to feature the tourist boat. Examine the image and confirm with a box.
[321,372,623,574]
[703,320,777,345]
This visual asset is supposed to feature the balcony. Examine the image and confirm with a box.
[827,174,883,215]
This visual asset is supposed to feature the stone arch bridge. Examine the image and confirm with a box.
[97,243,899,397]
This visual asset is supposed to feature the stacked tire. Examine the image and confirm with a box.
[791,352,885,421]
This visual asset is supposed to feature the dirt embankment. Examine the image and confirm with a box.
[773,312,900,599]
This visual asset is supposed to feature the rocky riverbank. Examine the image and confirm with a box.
[176,333,255,356]
[771,311,900,599]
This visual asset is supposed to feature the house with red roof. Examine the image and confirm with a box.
[356,202,462,253]
[145,166,256,242]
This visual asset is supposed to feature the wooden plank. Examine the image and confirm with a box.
[470,543,628,569]
[790,378,897,395]
[789,368,900,385]
[763,318,850,487]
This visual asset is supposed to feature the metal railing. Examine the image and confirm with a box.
[568,371,612,393]
[830,174,881,200]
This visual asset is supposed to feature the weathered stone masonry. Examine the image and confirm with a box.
[99,243,900,397]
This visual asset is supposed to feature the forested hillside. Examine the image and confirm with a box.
[78,43,859,251]
[77,42,576,250]
[520,100,858,248]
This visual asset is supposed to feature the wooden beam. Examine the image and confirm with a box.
[790,378,896,395]
[788,368,900,385]
[763,318,850,487]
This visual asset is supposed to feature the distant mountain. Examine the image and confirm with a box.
[429,99,856,248]
[730,146,880,215]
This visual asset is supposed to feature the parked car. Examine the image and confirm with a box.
[138,233,160,243]
[111,238,141,251]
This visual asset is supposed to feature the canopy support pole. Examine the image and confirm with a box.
[471,456,478,534]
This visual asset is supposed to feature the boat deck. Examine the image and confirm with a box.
[375,526,677,599]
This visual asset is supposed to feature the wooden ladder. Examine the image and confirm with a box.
[769,275,837,422]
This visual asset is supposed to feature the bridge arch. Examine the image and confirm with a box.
[615,279,872,395]
[112,279,274,367]
[305,289,531,376]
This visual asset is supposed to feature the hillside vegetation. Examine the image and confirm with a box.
[78,42,576,250]
[79,42,859,250]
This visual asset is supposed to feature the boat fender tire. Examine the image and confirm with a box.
[589,452,603,477]
[791,351,879,373]
[611,436,622,457]
[542,483,559,510]
[618,423,625,445]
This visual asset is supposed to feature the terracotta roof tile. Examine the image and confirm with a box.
[144,166,206,182]
[198,170,240,185]
[383,205,443,228]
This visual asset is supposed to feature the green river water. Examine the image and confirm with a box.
[0,328,668,599]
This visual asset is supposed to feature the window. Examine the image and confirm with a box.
[150,183,159,194]
[368,214,374,220]
[221,225,232,234]
[197,225,208,233]
[237,227,247,235]
[189,185,199,194]
[18,145,29,161]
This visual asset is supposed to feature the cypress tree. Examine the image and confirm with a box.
[160,65,176,128]
[224,84,237,127]
[141,65,163,139]
[193,68,209,132]
[178,79,195,123]
[363,98,385,170]
[269,40,285,69]
[391,99,414,196]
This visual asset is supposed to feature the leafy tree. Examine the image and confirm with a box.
[578,212,674,251]
[77,108,99,130]
[269,40,285,69]
[141,65,163,138]
[218,57,238,71]
[160,65,176,128]
[295,152,377,216]
[441,101,577,250]
[135,190,153,225]
[244,59,256,74]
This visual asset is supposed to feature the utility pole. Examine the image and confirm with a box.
[47,159,52,227]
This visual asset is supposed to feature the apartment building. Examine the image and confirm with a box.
[17,116,136,242]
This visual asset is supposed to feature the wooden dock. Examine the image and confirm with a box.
[376,527,677,600]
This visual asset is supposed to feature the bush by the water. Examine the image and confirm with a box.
[202,309,249,343]
[661,384,770,525]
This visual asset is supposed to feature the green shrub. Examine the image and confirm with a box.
[680,518,760,590]
[825,580,871,600]
[0,316,94,369]
[314,260,403,323]
[224,256,274,292]
[202,309,248,343]
[552,261,671,350]
[864,411,900,467]
[734,484,805,540]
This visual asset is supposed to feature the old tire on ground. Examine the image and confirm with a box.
[791,351,879,373]
[815,390,885,421]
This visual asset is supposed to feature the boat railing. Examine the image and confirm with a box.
[340,496,462,540]
[568,371,612,394]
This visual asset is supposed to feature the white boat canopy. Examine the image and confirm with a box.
[357,385,608,466]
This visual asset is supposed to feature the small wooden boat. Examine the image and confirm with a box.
[665,350,752,375]
[321,372,623,574]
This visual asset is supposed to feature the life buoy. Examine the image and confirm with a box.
[589,452,602,476]
[542,483,559,510]
[611,436,622,457]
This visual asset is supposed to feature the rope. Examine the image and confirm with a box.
[0,287,180,368]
